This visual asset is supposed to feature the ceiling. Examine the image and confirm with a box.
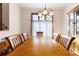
[18,3,75,9]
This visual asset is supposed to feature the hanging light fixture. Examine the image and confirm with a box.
[38,3,54,16]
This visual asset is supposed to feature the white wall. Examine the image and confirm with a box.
[21,8,64,37]
[21,8,32,37]
[0,3,21,40]
[53,8,64,34]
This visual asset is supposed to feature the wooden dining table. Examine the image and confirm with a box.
[7,37,75,56]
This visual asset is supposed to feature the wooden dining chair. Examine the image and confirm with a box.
[59,35,75,50]
[58,35,64,46]
[22,33,29,41]
[19,34,25,43]
[52,33,59,40]
[5,34,21,50]
[55,34,61,43]
[67,37,75,50]
[60,35,70,49]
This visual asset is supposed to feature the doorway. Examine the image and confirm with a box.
[32,13,53,38]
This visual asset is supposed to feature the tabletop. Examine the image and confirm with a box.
[7,37,75,56]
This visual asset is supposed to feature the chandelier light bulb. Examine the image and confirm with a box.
[42,9,48,15]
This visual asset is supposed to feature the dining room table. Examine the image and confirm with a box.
[7,37,75,56]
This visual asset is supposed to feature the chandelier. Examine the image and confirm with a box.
[38,3,54,16]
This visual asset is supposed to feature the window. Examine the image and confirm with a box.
[39,15,45,20]
[68,10,79,36]
[32,13,53,38]
[32,14,38,20]
[68,13,74,36]
[76,11,79,35]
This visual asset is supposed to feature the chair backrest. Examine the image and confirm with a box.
[60,35,70,49]
[55,34,61,43]
[53,33,75,50]
[5,34,21,50]
[19,34,25,43]
[67,37,75,50]
[22,33,29,41]
[59,35,75,50]
[53,33,59,40]
[58,35,64,46]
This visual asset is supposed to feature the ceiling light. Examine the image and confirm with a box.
[38,3,54,16]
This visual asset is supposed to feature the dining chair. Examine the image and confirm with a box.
[19,34,25,43]
[55,34,61,43]
[59,35,75,50]
[5,34,21,50]
[22,33,29,41]
[67,37,75,50]
[52,33,59,40]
